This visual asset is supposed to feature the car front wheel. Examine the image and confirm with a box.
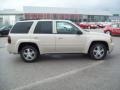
[89,43,107,60]
[20,45,39,62]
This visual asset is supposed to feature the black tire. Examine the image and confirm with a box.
[89,43,107,60]
[20,45,39,62]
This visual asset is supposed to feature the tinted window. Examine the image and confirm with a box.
[34,21,52,34]
[56,21,80,34]
[11,22,33,33]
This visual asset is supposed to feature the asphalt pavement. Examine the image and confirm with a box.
[0,35,120,90]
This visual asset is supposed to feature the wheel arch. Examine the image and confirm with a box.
[88,41,109,53]
[18,42,40,54]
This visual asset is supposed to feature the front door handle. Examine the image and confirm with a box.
[58,37,63,39]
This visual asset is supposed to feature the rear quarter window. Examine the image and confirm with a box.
[11,22,33,33]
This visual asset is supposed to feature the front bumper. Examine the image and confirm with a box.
[108,43,114,54]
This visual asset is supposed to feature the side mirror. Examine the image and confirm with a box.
[77,30,82,35]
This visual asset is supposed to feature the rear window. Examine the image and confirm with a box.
[11,22,33,33]
[34,21,52,34]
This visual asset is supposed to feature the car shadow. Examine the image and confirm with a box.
[12,53,114,64]
[13,53,92,63]
[36,54,95,63]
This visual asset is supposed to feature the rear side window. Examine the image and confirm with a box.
[34,21,52,34]
[11,22,33,33]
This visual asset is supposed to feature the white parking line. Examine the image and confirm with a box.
[13,61,104,90]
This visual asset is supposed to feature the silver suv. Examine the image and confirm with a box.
[7,20,114,62]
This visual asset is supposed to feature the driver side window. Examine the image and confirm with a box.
[56,21,80,34]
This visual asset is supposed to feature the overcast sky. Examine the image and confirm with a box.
[0,0,119,11]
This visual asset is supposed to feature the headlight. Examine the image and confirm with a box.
[110,36,112,43]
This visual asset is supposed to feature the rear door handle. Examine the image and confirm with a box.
[58,37,63,39]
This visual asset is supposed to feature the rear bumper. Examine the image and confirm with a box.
[7,44,18,54]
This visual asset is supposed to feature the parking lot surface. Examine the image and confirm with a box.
[0,35,120,90]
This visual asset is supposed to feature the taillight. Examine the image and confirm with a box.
[8,36,11,44]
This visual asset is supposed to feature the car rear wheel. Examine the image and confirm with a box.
[89,43,107,60]
[20,45,39,62]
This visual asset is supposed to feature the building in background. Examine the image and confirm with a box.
[110,14,120,23]
[0,16,3,25]
[0,7,115,25]
[0,9,24,25]
[23,6,112,22]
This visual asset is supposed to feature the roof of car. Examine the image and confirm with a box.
[17,19,71,22]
